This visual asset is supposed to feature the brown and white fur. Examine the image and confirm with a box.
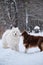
[21,31,43,53]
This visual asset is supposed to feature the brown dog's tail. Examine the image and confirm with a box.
[38,38,43,51]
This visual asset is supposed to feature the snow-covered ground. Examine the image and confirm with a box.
[29,31,43,36]
[0,32,43,65]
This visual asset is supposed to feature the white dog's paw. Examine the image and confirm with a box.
[11,46,19,51]
[3,43,9,49]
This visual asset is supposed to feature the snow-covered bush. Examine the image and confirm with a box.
[33,26,40,33]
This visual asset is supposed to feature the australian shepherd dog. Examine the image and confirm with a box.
[21,31,43,53]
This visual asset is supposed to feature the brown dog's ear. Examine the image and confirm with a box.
[20,31,24,36]
[22,31,28,36]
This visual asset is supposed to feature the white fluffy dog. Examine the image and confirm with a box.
[2,27,21,51]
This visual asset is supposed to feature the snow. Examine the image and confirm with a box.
[0,32,43,65]
[29,31,43,36]
[34,26,40,29]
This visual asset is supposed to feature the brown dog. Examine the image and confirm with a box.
[21,31,43,52]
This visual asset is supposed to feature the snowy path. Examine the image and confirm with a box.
[0,39,43,65]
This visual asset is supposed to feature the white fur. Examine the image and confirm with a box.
[2,27,21,51]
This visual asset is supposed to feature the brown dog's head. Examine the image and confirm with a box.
[21,31,29,48]
[21,31,28,38]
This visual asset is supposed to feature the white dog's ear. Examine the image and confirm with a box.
[16,27,19,30]
[12,27,15,30]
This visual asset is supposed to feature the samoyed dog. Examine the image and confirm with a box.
[2,27,21,51]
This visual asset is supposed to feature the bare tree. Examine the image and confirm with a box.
[1,0,18,27]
